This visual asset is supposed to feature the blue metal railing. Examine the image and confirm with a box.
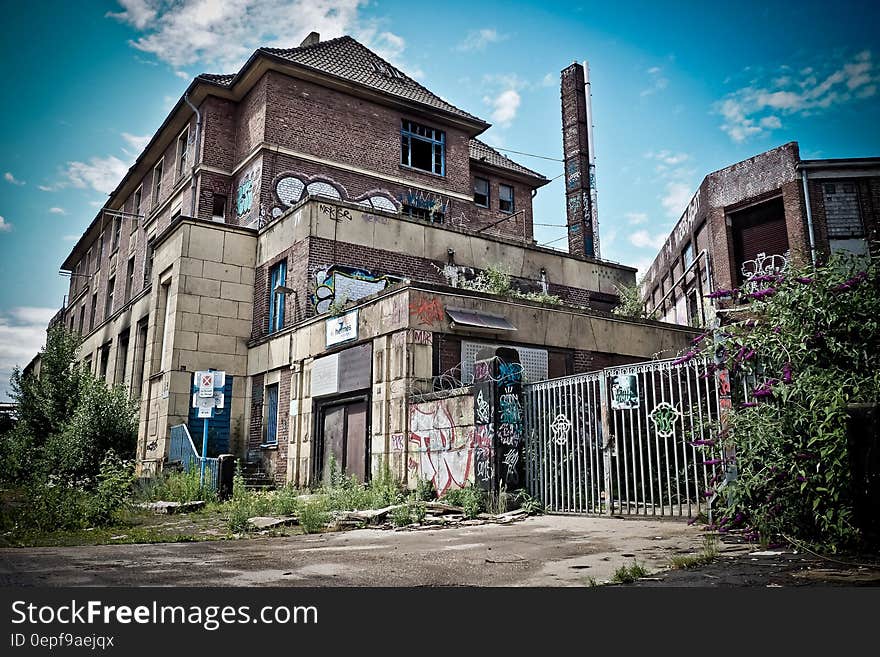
[168,423,219,490]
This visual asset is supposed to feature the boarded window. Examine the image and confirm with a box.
[730,197,789,284]
[822,181,864,238]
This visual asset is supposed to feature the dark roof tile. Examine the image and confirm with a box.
[469,139,549,182]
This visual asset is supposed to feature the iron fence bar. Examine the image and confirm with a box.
[676,361,689,517]
[640,369,654,515]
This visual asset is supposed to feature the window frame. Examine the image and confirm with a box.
[474,177,490,208]
[176,127,189,180]
[400,119,446,176]
[499,183,515,213]
[264,383,280,445]
[152,158,164,206]
[268,260,287,332]
[105,276,115,319]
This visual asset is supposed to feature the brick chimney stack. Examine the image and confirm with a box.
[560,61,597,259]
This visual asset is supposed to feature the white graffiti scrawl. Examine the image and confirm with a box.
[409,401,474,496]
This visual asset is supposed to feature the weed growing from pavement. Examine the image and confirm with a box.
[669,535,720,570]
[611,561,649,584]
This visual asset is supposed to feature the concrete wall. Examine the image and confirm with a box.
[408,391,476,495]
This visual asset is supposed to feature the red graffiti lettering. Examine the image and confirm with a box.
[409,297,444,326]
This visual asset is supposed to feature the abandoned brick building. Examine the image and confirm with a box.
[53,33,694,490]
[640,141,880,326]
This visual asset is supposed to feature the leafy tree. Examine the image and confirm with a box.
[612,279,647,319]
[2,325,137,485]
[9,324,83,445]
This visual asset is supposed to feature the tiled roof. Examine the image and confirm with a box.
[469,139,549,182]
[198,36,487,126]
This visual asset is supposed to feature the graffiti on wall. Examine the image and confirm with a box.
[409,296,444,326]
[409,401,474,496]
[311,265,404,314]
[495,358,524,486]
[397,188,450,215]
[274,172,399,218]
[236,163,261,224]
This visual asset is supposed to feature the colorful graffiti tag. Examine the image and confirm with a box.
[409,296,444,326]
[409,401,474,496]
[311,265,404,314]
[274,172,399,215]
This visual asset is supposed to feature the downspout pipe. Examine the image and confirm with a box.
[183,93,202,219]
[801,168,817,265]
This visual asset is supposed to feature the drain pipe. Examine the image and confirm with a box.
[183,93,202,219]
[801,168,817,266]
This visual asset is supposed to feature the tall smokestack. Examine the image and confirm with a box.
[560,61,599,259]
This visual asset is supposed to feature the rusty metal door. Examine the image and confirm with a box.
[318,399,369,484]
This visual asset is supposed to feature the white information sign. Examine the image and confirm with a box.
[197,371,215,398]
[326,309,358,346]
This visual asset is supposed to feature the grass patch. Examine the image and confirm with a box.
[611,561,649,584]
[669,534,719,570]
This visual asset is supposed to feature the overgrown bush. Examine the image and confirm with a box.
[460,265,562,305]
[2,326,137,487]
[298,500,329,534]
[414,477,436,502]
[442,485,486,518]
[686,251,880,551]
[135,467,216,504]
[612,279,648,319]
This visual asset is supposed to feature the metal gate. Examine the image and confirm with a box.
[524,357,721,518]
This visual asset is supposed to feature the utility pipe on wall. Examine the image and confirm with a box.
[801,168,817,265]
[183,93,203,219]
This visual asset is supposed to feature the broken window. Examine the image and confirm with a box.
[153,159,164,205]
[105,276,115,319]
[99,341,111,381]
[499,184,515,213]
[683,241,694,268]
[89,292,98,331]
[125,256,135,302]
[402,203,444,224]
[112,216,121,252]
[212,194,227,222]
[133,185,143,223]
[474,177,489,207]
[400,119,445,176]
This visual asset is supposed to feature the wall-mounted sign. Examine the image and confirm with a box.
[326,309,358,347]
[310,343,373,398]
[611,374,640,410]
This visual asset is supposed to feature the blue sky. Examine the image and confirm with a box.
[1,0,879,398]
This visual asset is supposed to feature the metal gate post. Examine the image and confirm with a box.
[599,376,613,516]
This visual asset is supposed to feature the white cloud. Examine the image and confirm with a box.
[122,132,151,152]
[632,257,655,280]
[541,73,555,88]
[625,212,648,225]
[4,172,25,186]
[61,156,129,195]
[106,0,406,74]
[456,28,506,52]
[661,181,693,218]
[0,306,56,401]
[486,89,521,127]
[644,151,697,218]
[49,207,67,215]
[715,50,878,141]
[0,216,11,232]
[62,234,79,242]
[641,66,669,97]
[38,185,54,192]
[174,70,190,80]
[629,229,667,250]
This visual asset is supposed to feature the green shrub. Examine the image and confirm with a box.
[513,488,544,515]
[134,467,216,504]
[611,561,648,584]
[688,252,880,551]
[298,500,329,534]
[88,453,135,525]
[414,477,436,502]
[273,484,301,516]
[390,504,414,527]
[443,485,485,519]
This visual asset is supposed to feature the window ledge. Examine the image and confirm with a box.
[259,443,278,450]
[398,164,446,180]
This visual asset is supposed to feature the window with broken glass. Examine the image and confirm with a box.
[474,177,489,207]
[402,203,444,224]
[400,119,445,176]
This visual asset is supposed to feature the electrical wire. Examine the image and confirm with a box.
[482,144,564,162]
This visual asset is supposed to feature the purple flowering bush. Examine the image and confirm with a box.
[692,252,879,550]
